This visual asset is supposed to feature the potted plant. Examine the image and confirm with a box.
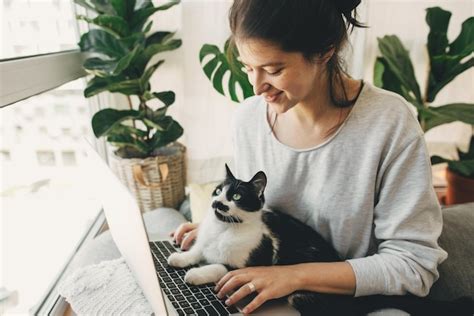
[374,6,474,204]
[74,0,186,212]
[431,134,474,205]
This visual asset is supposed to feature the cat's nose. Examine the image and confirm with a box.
[212,201,229,212]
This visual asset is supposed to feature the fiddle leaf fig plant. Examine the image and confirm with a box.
[74,0,183,158]
[374,7,474,132]
[199,39,254,103]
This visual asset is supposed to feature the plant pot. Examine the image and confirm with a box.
[110,142,186,212]
[445,167,474,205]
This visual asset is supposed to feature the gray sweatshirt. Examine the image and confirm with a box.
[231,82,448,297]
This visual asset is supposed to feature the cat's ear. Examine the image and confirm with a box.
[250,171,267,197]
[225,163,236,180]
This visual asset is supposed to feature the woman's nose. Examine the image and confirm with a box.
[254,82,271,96]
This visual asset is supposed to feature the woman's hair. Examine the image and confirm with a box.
[228,0,368,108]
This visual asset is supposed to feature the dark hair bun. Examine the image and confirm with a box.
[336,0,361,13]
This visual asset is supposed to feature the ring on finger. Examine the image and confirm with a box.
[247,282,256,293]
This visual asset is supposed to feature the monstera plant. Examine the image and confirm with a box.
[75,0,183,158]
[374,6,474,204]
[199,39,253,103]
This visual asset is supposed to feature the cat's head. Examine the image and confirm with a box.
[210,164,267,224]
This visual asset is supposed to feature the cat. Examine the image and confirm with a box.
[168,164,472,315]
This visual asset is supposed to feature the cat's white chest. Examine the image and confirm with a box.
[199,218,264,268]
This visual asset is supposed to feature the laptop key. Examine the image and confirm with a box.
[195,293,204,299]
[172,302,180,308]
[175,294,185,301]
[183,307,195,315]
[204,305,220,316]
[181,290,192,296]
[187,296,197,303]
[199,299,210,306]
[179,301,190,308]
[211,300,230,315]
[171,289,180,295]
[190,287,200,293]
[226,305,239,313]
[176,309,185,316]
[195,309,207,316]
[191,302,201,309]
[167,295,175,301]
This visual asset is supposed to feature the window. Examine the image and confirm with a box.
[1,1,108,314]
[1,0,79,60]
[62,151,77,166]
[1,79,103,315]
[37,150,56,166]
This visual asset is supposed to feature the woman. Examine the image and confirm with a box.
[172,0,447,314]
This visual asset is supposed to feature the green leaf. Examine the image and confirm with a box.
[84,76,143,97]
[377,35,423,103]
[107,133,149,154]
[427,14,474,102]
[426,7,451,56]
[199,42,254,102]
[419,103,474,130]
[79,29,128,58]
[139,39,182,69]
[77,14,130,38]
[151,91,175,106]
[373,57,417,104]
[110,123,148,138]
[140,60,165,91]
[74,0,116,15]
[91,109,141,137]
[111,0,136,20]
[448,160,474,178]
[150,120,183,149]
[428,56,474,102]
[145,31,174,46]
[430,155,450,165]
[449,17,474,58]
[130,0,180,32]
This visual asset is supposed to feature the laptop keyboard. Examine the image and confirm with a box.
[150,240,239,316]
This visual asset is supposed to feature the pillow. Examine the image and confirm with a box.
[188,182,220,223]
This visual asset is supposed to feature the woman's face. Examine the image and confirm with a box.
[236,38,329,114]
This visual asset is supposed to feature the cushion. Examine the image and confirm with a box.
[189,182,219,223]
[428,202,474,300]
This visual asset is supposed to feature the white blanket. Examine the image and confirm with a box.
[59,258,152,315]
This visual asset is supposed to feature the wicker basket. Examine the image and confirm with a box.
[110,142,186,212]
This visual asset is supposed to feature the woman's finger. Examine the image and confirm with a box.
[215,271,236,292]
[217,274,248,299]
[224,282,258,308]
[242,292,269,314]
[180,230,197,250]
[174,223,193,244]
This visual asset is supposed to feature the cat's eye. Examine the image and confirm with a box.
[215,188,222,195]
[232,193,241,201]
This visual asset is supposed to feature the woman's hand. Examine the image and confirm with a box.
[214,266,301,314]
[169,222,199,251]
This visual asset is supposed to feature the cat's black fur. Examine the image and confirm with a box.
[219,164,472,316]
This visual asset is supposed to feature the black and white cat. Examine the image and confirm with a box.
[168,165,472,315]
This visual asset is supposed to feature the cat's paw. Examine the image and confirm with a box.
[184,268,209,285]
[167,252,191,268]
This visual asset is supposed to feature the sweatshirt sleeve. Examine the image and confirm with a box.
[347,135,448,297]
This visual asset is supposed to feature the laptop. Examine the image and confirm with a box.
[82,139,299,316]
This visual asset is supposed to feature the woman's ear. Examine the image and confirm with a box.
[316,47,336,65]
